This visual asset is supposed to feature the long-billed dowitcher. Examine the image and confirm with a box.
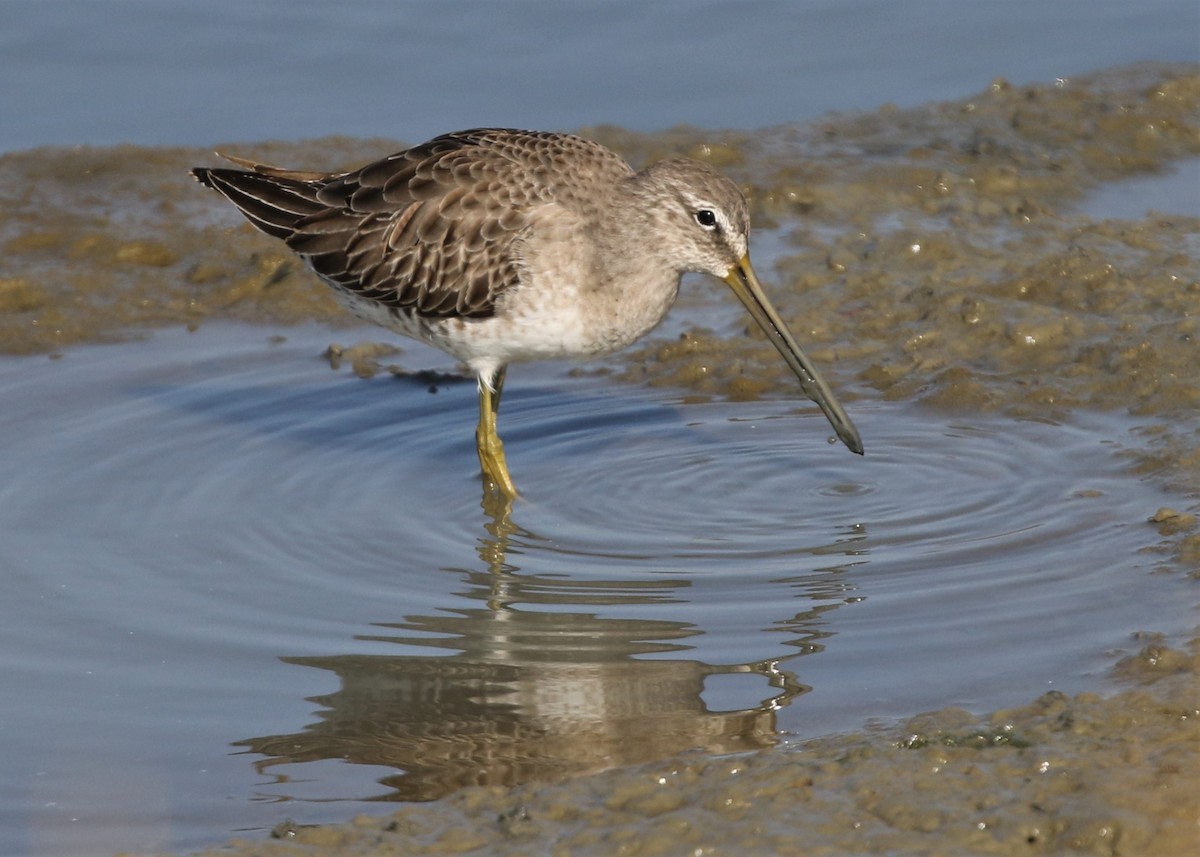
[192,128,862,495]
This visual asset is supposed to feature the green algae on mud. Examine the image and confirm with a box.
[0,138,398,355]
[604,65,1200,428]
[3,62,1197,856]
[1,63,1197,376]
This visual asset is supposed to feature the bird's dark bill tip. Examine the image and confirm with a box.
[834,426,864,456]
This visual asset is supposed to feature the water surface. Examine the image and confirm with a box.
[3,0,1196,151]
[0,324,1190,855]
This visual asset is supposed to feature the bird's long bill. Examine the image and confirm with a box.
[723,255,864,455]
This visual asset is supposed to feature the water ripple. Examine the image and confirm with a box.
[0,324,1190,853]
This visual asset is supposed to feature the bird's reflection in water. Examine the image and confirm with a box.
[239,488,862,801]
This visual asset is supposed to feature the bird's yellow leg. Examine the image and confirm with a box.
[476,367,518,497]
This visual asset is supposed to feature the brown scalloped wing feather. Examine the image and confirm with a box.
[195,130,632,318]
[225,129,629,319]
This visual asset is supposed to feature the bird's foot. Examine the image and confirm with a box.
[477,432,519,499]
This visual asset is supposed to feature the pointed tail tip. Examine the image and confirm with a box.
[189,166,216,188]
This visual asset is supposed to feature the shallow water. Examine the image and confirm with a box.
[3,0,1197,152]
[0,322,1191,855]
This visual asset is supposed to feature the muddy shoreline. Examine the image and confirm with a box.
[181,637,1198,856]
[2,63,1196,856]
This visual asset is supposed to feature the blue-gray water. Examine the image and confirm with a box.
[1,323,1192,855]
[1,0,1196,152]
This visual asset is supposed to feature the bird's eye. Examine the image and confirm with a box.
[694,209,718,229]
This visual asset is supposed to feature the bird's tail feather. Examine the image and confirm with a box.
[190,155,331,239]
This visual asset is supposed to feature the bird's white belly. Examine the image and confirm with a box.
[440,279,660,367]
[327,280,621,365]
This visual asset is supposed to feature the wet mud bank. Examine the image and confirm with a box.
[182,636,1199,856]
[2,62,1195,856]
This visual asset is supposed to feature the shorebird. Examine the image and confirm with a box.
[192,128,862,496]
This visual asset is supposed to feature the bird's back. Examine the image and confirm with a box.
[192,129,634,319]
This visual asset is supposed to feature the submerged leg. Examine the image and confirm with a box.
[476,367,517,497]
